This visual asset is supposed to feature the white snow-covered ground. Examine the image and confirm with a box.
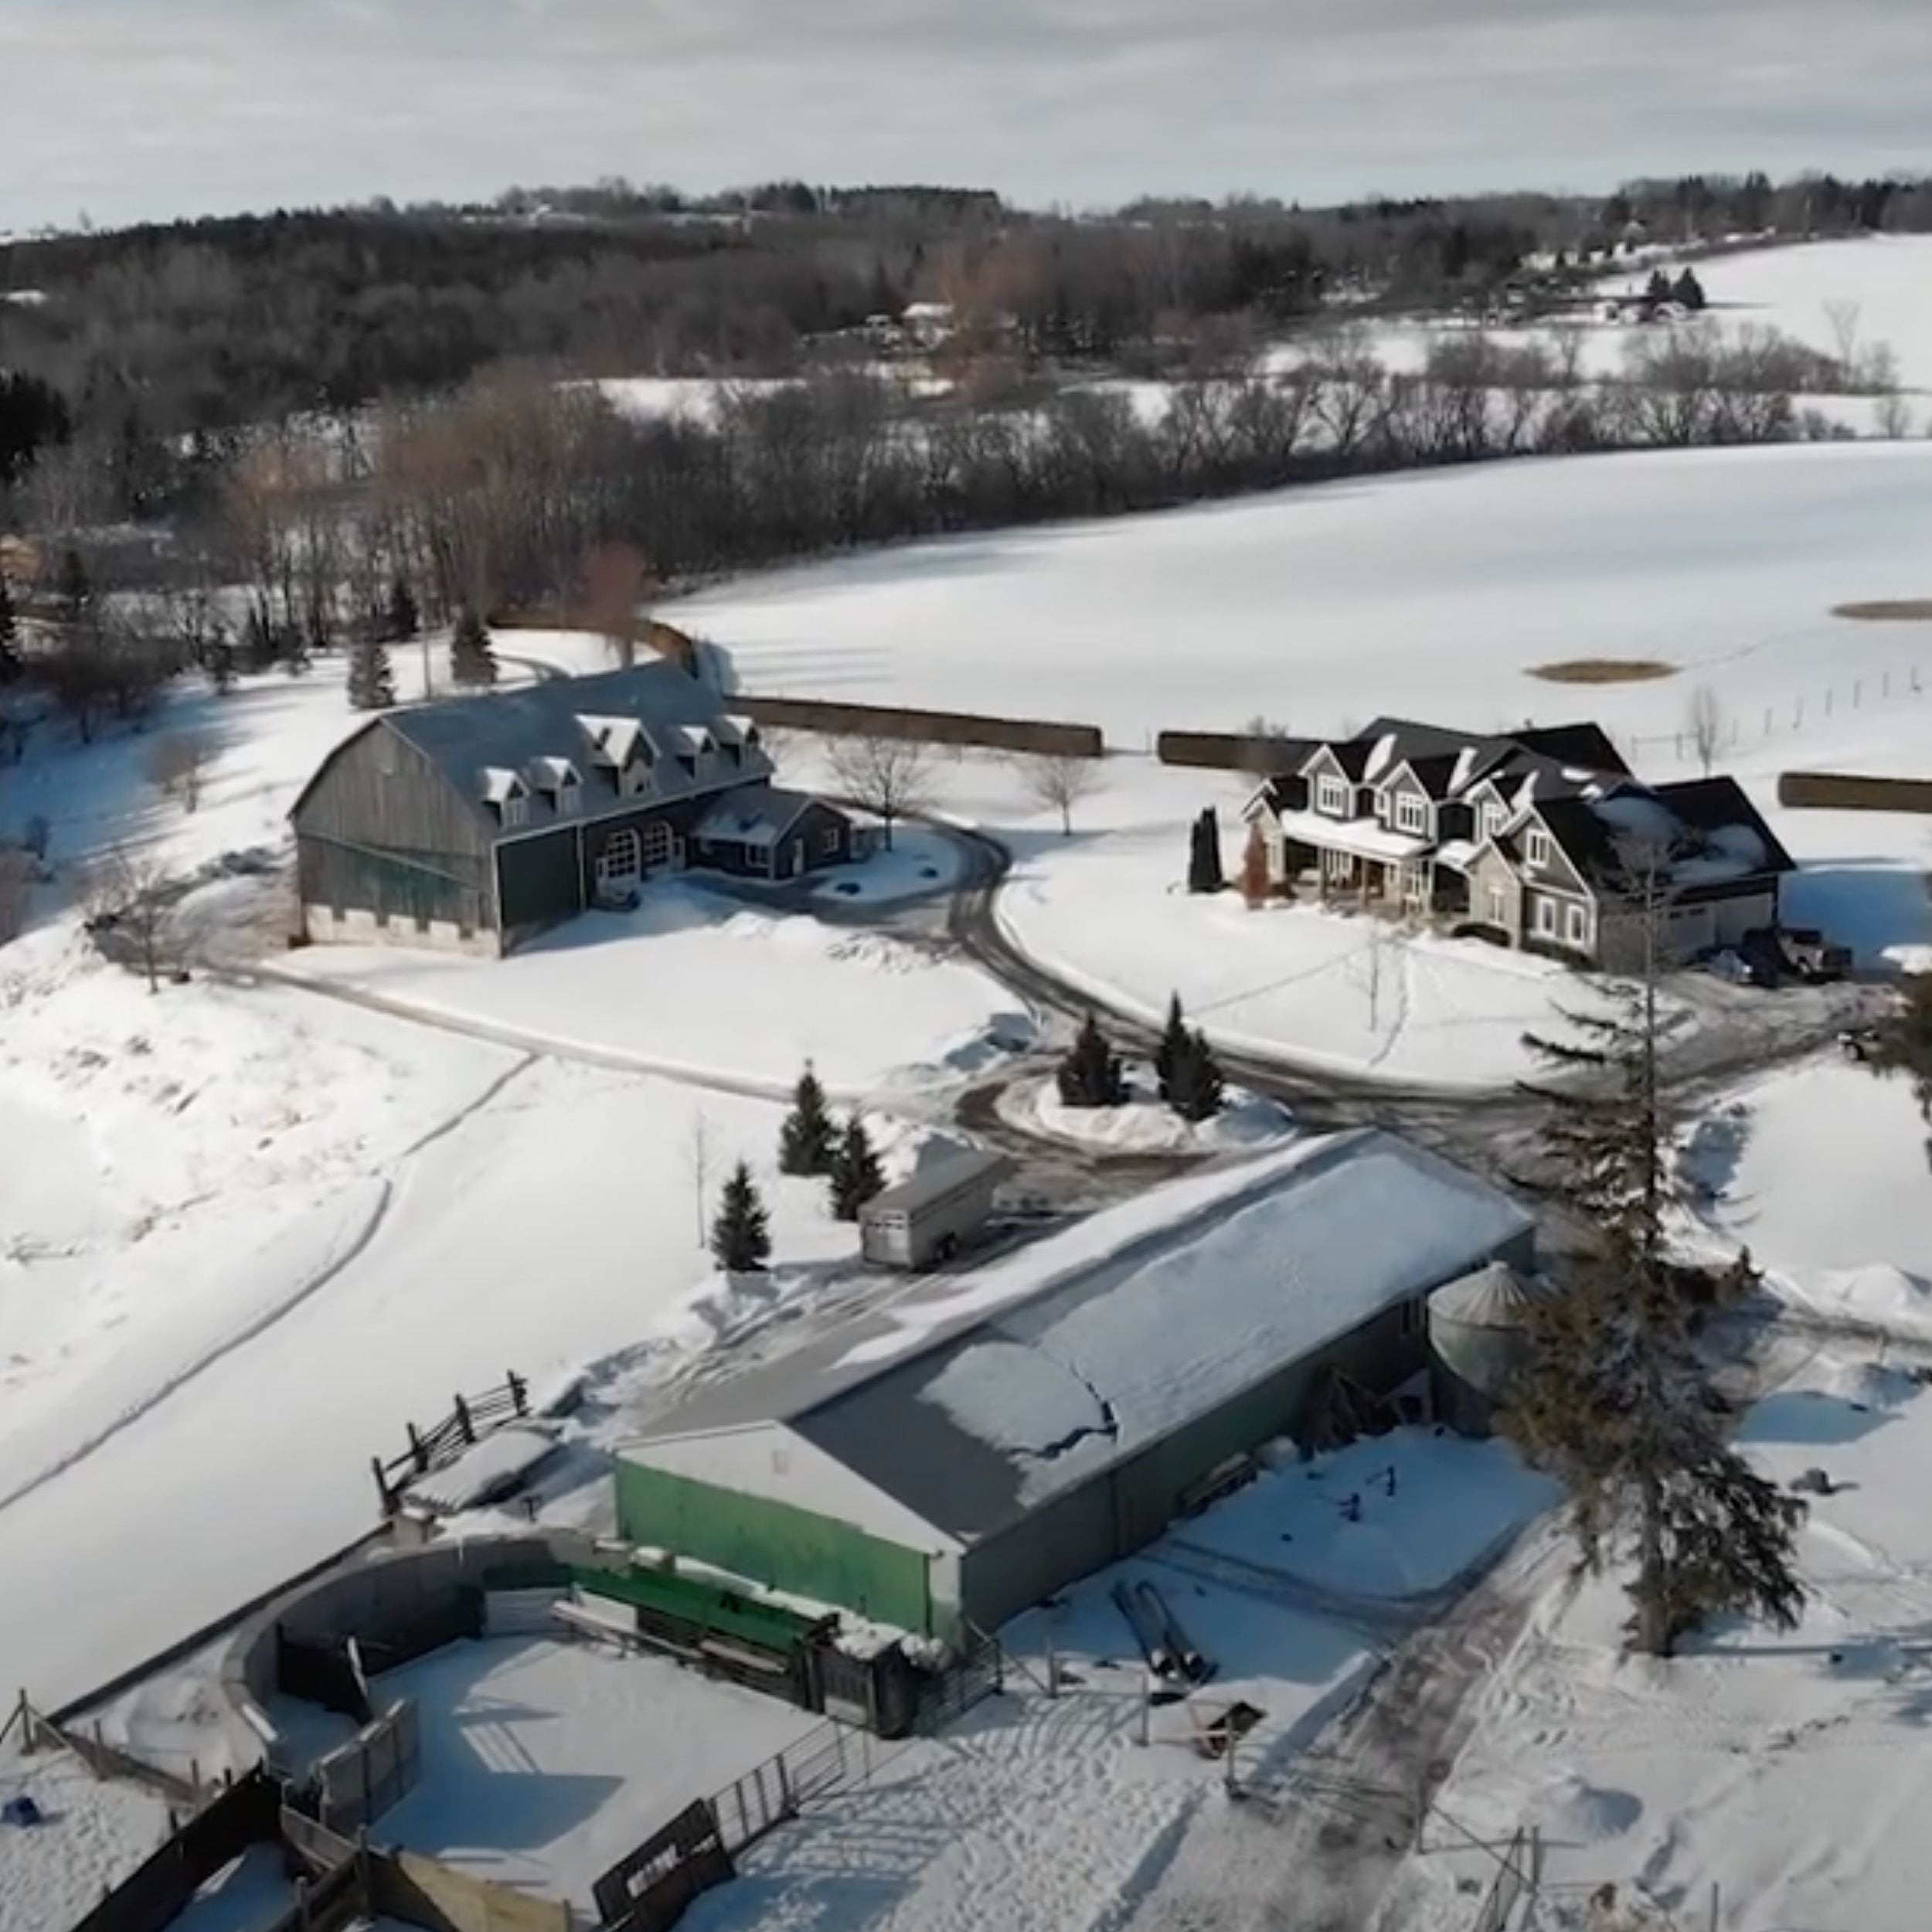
[374,1637,821,1908]
[995,1060,1292,1155]
[1680,1053,1932,1342]
[1388,1348,1932,1932]
[282,881,1012,1096]
[0,1738,170,1932]
[683,1429,1553,1932]
[680,441,1932,1082]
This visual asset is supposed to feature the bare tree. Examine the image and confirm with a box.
[826,734,934,850]
[1685,684,1724,777]
[1015,752,1103,835]
[80,845,178,992]
[147,730,216,814]
[1823,299,1862,379]
[0,849,32,946]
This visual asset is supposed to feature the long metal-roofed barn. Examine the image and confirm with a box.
[290,662,855,954]
[616,1129,1535,1641]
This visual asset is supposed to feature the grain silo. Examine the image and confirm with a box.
[1428,1260,1552,1435]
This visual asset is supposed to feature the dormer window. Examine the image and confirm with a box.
[557,777,580,816]
[1525,826,1551,870]
[501,794,529,829]
[1483,802,1506,840]
[1317,776,1349,817]
[1395,793,1427,837]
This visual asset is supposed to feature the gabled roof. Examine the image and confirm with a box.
[1510,723,1631,777]
[692,784,823,849]
[1535,775,1795,896]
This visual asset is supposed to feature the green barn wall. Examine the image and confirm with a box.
[615,1458,939,1636]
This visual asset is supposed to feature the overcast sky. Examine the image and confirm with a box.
[4,0,1928,231]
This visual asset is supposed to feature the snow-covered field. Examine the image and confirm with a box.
[0,1737,170,1932]
[682,441,1932,1080]
[284,880,1012,1097]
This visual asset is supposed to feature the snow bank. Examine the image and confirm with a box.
[995,1063,1293,1155]
[1682,1056,1932,1341]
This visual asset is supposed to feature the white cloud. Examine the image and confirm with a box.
[2,0,1928,230]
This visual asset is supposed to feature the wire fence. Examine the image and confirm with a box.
[1612,660,1925,769]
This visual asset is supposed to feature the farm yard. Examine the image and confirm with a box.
[6,230,1932,1932]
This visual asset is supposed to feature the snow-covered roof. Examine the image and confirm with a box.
[1272,806,1429,864]
[692,785,818,847]
[479,766,526,804]
[1434,838,1479,872]
[1429,1260,1551,1329]
[1363,732,1400,781]
[526,755,582,791]
[621,1422,965,1555]
[682,1131,1532,1545]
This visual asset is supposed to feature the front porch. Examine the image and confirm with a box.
[1277,835,1471,926]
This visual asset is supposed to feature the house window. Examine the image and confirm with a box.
[556,781,580,818]
[818,825,841,855]
[500,794,529,830]
[1486,885,1508,927]
[1566,902,1590,948]
[1535,896,1560,938]
[1318,777,1349,817]
[1525,827,1551,870]
[1395,793,1427,836]
[1483,803,1505,839]
[621,760,651,798]
[597,827,643,886]
[1399,1297,1423,1337]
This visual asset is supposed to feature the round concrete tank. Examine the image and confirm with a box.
[1428,1261,1551,1434]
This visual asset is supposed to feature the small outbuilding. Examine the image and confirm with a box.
[615,1130,1535,1641]
[1427,1259,1555,1435]
[859,1145,1009,1270]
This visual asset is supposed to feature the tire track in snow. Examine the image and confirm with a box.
[0,1053,537,1522]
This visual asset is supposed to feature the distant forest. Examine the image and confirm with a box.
[1,166,1927,481]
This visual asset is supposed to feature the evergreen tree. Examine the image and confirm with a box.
[828,1114,886,1222]
[451,607,498,688]
[1672,267,1708,311]
[709,1161,772,1273]
[1505,871,1805,1656]
[1169,1028,1226,1123]
[1155,992,1189,1103]
[386,575,420,641]
[1056,1011,1125,1109]
[1187,808,1226,894]
[347,635,396,711]
[779,1063,838,1176]
[57,547,90,629]
[0,573,19,683]
[1645,267,1673,306]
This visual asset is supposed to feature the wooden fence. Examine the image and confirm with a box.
[1155,730,1308,773]
[1778,770,1932,815]
[734,693,1104,760]
[371,1371,531,1515]
[8,1695,204,1810]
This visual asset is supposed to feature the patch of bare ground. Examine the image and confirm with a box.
[1833,600,1932,621]
[1526,658,1676,685]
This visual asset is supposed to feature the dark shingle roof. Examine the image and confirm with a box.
[362,664,772,836]
[1510,723,1632,777]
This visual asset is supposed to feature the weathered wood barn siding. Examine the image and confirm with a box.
[294,723,495,937]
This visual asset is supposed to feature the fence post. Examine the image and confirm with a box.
[371,1458,394,1518]
[509,1370,528,1417]
[453,1396,474,1447]
[1137,1672,1151,1747]
[406,1423,429,1474]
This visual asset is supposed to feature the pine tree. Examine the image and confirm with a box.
[56,546,90,630]
[386,576,420,641]
[1056,1012,1125,1109]
[709,1161,772,1273]
[347,635,396,712]
[1505,860,1805,1656]
[1169,1028,1226,1123]
[1672,267,1707,312]
[451,607,498,689]
[1187,808,1225,894]
[778,1063,837,1176]
[1155,992,1189,1103]
[0,573,19,684]
[828,1115,886,1222]
[1645,267,1673,306]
